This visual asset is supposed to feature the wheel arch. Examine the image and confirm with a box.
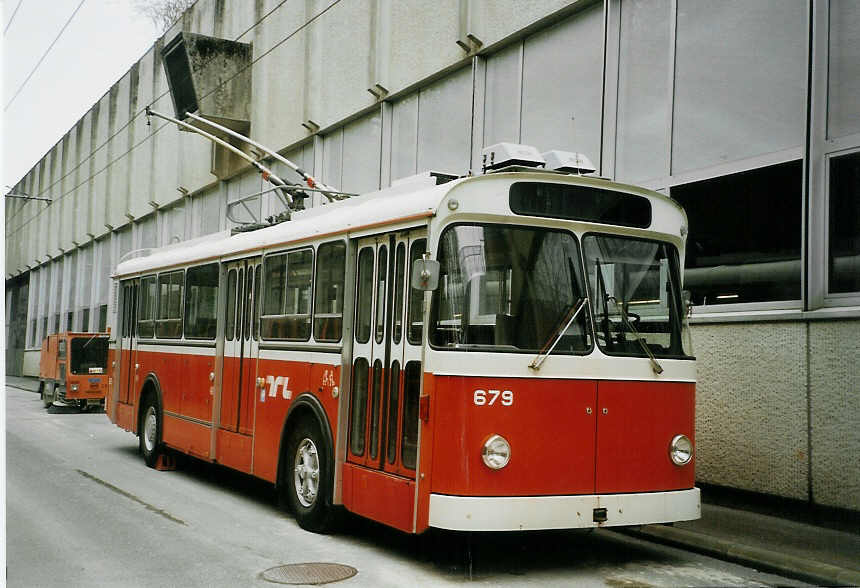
[135,373,163,435]
[276,392,335,493]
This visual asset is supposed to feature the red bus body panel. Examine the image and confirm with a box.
[425,375,694,498]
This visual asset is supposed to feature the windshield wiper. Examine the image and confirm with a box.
[529,297,586,371]
[614,299,663,375]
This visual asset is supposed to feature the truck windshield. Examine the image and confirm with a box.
[429,224,591,353]
[70,337,109,374]
[583,234,692,359]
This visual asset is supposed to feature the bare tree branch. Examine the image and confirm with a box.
[134,0,196,32]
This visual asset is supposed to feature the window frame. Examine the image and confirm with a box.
[261,246,315,342]
[137,274,158,339]
[184,262,219,340]
[313,240,347,343]
[823,146,860,305]
[156,269,185,339]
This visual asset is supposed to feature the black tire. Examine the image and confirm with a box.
[282,418,337,533]
[139,396,163,468]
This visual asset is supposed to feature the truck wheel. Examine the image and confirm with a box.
[282,418,337,533]
[139,397,163,468]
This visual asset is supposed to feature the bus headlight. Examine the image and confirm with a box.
[669,434,693,466]
[481,434,511,470]
[71,384,79,392]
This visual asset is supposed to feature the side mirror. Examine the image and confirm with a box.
[411,258,440,291]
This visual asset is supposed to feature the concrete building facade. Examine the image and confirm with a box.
[5,0,859,513]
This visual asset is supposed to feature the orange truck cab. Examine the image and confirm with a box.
[39,332,109,411]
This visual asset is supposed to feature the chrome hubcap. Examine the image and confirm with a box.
[293,438,320,508]
[143,407,157,452]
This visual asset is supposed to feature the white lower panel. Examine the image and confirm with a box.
[428,488,701,531]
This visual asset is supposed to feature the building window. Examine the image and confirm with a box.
[41,317,47,341]
[80,308,90,333]
[829,152,860,294]
[671,160,802,305]
[29,319,37,347]
[54,313,60,333]
[66,311,74,332]
[98,305,108,332]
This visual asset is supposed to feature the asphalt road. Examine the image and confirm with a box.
[6,383,809,587]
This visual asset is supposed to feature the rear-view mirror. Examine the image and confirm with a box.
[411,258,440,291]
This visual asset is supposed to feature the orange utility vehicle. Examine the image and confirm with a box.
[39,332,110,411]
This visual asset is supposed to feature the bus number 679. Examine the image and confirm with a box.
[474,389,514,406]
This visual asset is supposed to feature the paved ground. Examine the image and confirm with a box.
[4,378,835,587]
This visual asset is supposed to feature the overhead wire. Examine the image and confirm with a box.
[3,0,25,35]
[6,0,344,238]
[4,0,87,112]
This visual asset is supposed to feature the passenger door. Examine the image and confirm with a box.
[119,280,138,404]
[348,233,426,475]
[221,258,261,435]
[348,236,389,469]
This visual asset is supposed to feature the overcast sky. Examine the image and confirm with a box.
[2,0,161,192]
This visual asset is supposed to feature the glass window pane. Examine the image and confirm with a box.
[386,361,400,465]
[261,249,313,341]
[828,2,860,138]
[393,243,406,344]
[583,234,691,359]
[314,241,346,342]
[401,361,421,470]
[244,267,253,341]
[350,358,369,457]
[430,226,591,353]
[263,254,286,316]
[375,246,388,344]
[355,248,374,344]
[407,239,426,345]
[137,276,157,338]
[254,265,261,340]
[226,269,237,342]
[672,160,802,304]
[369,359,382,460]
[185,264,218,339]
[829,152,860,293]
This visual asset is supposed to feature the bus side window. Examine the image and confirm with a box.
[313,241,346,343]
[156,270,184,339]
[355,248,374,344]
[137,276,157,339]
[407,239,427,345]
[185,264,218,339]
[350,357,369,457]
[261,249,313,341]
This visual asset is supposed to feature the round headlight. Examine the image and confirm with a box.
[71,384,79,392]
[669,434,693,466]
[481,434,511,470]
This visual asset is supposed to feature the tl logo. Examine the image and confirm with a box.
[261,376,292,403]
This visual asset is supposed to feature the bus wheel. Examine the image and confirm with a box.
[283,418,336,533]
[139,398,162,468]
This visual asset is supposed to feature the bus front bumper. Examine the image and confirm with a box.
[428,488,700,531]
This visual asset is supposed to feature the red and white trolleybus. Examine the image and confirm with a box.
[107,148,699,534]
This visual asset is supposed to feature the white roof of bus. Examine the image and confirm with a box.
[114,176,456,278]
[114,171,684,278]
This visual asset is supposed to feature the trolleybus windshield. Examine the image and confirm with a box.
[583,234,692,359]
[429,223,591,353]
